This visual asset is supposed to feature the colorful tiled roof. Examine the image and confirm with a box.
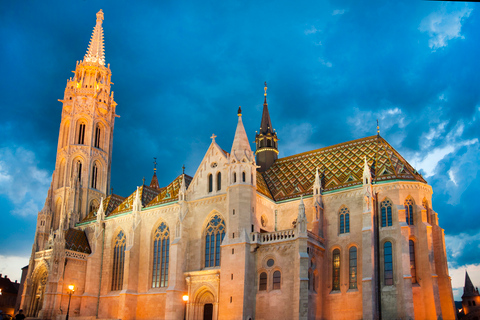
[109,185,161,217]
[80,194,126,223]
[256,171,273,200]
[146,174,193,207]
[65,228,91,253]
[261,136,426,201]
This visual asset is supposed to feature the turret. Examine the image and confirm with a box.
[255,82,278,172]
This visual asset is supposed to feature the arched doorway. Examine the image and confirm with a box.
[28,268,48,317]
[190,287,217,320]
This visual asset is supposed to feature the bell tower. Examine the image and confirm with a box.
[44,10,117,239]
[255,82,278,172]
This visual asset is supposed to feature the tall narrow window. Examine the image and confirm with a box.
[208,174,213,193]
[381,199,393,227]
[233,172,237,183]
[273,271,281,290]
[77,161,82,182]
[259,272,267,291]
[62,122,70,147]
[339,206,349,234]
[332,249,340,291]
[111,231,126,291]
[152,222,170,288]
[204,215,226,267]
[242,171,246,182]
[78,123,86,144]
[58,159,66,188]
[217,172,221,190]
[384,241,393,286]
[405,198,414,225]
[94,125,101,148]
[422,198,430,224]
[349,247,357,289]
[409,240,417,284]
[91,163,98,189]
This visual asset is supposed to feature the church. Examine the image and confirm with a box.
[20,10,457,320]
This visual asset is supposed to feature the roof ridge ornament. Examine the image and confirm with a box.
[84,9,106,66]
[377,119,380,137]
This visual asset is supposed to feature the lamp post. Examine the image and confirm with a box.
[182,294,189,320]
[66,284,75,320]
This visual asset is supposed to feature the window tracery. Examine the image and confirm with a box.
[204,215,225,267]
[381,199,393,227]
[112,230,126,291]
[152,222,170,288]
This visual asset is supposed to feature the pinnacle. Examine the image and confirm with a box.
[231,111,252,159]
[84,10,106,66]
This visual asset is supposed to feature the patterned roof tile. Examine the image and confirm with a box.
[146,174,193,207]
[65,228,91,254]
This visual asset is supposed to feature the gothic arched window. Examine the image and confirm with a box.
[381,199,393,227]
[332,249,340,291]
[273,270,281,290]
[384,241,393,286]
[217,172,221,191]
[422,198,430,224]
[91,162,99,189]
[111,230,126,291]
[405,197,414,225]
[409,240,417,284]
[94,124,101,149]
[208,174,213,193]
[339,206,350,234]
[233,172,237,183]
[77,122,86,145]
[152,222,170,288]
[259,272,267,291]
[349,246,357,289]
[204,215,226,267]
[242,171,246,182]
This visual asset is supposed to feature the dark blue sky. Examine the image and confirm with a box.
[1,0,479,298]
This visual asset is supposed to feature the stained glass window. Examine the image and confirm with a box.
[349,247,357,289]
[152,222,170,288]
[332,249,340,290]
[204,215,226,267]
[273,271,281,290]
[409,240,416,284]
[339,206,349,234]
[405,198,414,225]
[259,272,267,291]
[384,241,393,286]
[111,230,126,291]
[381,199,393,227]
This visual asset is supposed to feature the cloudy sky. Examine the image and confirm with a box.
[1,0,479,300]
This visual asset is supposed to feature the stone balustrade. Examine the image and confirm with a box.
[251,229,296,244]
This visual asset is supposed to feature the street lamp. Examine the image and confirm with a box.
[182,294,189,320]
[66,284,75,320]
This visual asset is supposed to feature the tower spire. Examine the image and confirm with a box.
[231,107,253,160]
[150,157,160,189]
[84,10,105,66]
[255,82,279,172]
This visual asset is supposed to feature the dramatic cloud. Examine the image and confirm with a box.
[0,254,29,282]
[419,4,473,50]
[0,147,51,216]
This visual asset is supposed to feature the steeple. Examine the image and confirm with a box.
[84,10,106,66]
[255,82,279,172]
[150,158,160,189]
[231,106,253,162]
[463,271,479,297]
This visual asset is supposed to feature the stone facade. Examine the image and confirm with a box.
[21,10,457,320]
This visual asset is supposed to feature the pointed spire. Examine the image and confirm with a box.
[231,107,252,159]
[296,195,307,235]
[179,172,187,202]
[133,186,142,212]
[313,167,322,195]
[260,82,273,135]
[363,156,372,185]
[84,10,106,66]
[464,271,477,294]
[150,157,160,189]
[97,197,105,222]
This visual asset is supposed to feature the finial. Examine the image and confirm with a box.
[182,164,185,174]
[142,177,145,185]
[110,187,113,195]
[237,106,242,116]
[153,157,157,172]
[264,82,268,105]
[377,119,380,137]
[96,9,104,24]
[210,134,217,142]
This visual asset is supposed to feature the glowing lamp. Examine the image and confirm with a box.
[182,295,189,302]
[68,284,75,291]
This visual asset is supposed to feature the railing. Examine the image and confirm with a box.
[34,249,53,260]
[251,228,296,244]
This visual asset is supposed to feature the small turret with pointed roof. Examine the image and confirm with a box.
[231,106,253,162]
[463,271,480,298]
[255,82,279,172]
[150,158,160,189]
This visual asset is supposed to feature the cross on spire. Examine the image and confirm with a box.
[377,119,380,137]
[142,177,145,185]
[182,164,185,174]
[210,134,217,142]
[153,157,157,172]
